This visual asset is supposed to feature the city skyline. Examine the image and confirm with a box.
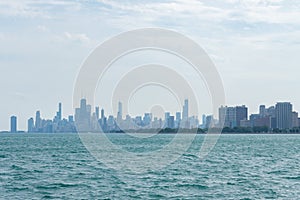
[2,98,300,133]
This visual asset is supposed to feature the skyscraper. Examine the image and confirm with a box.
[80,98,87,111]
[58,102,62,121]
[101,108,104,120]
[54,103,62,122]
[175,112,181,128]
[95,106,99,120]
[27,117,34,133]
[168,116,175,129]
[10,116,17,133]
[182,99,189,121]
[276,102,293,129]
[35,111,41,131]
[117,101,122,122]
[165,112,170,128]
[176,112,181,122]
[75,98,91,131]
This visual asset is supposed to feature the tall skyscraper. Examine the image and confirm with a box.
[101,108,104,120]
[27,117,34,133]
[276,102,293,129]
[95,106,99,120]
[80,98,87,111]
[182,99,189,121]
[175,112,181,128]
[176,112,181,122]
[35,111,41,131]
[165,112,170,128]
[55,103,62,122]
[117,101,122,122]
[75,98,91,131]
[10,116,17,133]
[100,108,106,131]
[58,103,62,120]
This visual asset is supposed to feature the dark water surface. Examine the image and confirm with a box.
[0,133,299,199]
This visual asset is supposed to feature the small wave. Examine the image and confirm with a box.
[227,182,236,185]
[36,182,80,190]
[182,153,198,159]
[11,186,30,191]
[11,164,24,170]
[42,195,55,199]
[267,170,287,175]
[283,176,300,180]
[176,183,209,189]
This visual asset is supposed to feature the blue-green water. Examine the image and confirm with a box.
[0,134,299,199]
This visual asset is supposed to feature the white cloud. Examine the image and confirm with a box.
[99,0,300,26]
[0,0,83,18]
[64,32,91,45]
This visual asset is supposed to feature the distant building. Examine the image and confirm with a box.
[175,112,181,128]
[10,116,17,133]
[292,111,299,128]
[259,105,266,116]
[75,98,91,132]
[143,113,152,126]
[164,112,170,128]
[189,116,199,129]
[27,117,34,133]
[68,115,74,122]
[182,99,189,121]
[266,106,276,117]
[219,105,248,128]
[57,103,62,121]
[35,111,41,132]
[95,107,99,120]
[106,115,115,131]
[205,115,215,128]
[275,102,293,129]
[167,116,175,129]
[240,119,251,127]
[235,106,248,127]
[254,116,271,128]
[117,101,123,123]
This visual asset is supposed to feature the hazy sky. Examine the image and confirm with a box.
[0,0,300,130]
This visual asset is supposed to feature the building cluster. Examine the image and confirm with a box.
[5,99,300,133]
[26,103,76,133]
[75,99,199,132]
[202,102,299,130]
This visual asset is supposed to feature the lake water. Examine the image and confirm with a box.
[0,133,299,199]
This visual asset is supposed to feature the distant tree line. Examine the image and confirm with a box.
[103,126,300,134]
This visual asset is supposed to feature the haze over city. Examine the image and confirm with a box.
[1,0,300,130]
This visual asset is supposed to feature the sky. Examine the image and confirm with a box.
[0,0,300,130]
